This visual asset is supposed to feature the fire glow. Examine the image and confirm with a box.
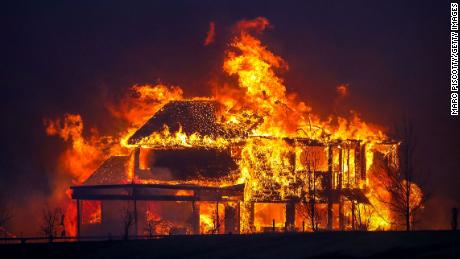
[45,17,422,236]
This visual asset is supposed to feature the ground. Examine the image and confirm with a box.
[1,231,459,258]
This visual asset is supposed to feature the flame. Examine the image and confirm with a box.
[127,125,233,149]
[204,21,216,46]
[336,84,349,97]
[221,17,308,137]
[254,203,285,232]
[44,114,121,183]
[108,84,183,128]
[199,202,224,234]
[44,17,423,235]
[199,205,215,234]
[81,201,102,224]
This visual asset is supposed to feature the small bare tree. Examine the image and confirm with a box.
[121,206,134,239]
[373,119,429,231]
[40,206,63,238]
[299,150,320,231]
[0,199,13,229]
[144,220,155,237]
[355,203,374,231]
[211,204,224,234]
[0,199,13,239]
[373,160,426,231]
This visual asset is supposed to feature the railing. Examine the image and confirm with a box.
[0,235,172,244]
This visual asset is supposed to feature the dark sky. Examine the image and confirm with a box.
[1,0,458,231]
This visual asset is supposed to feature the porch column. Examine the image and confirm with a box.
[351,201,356,230]
[327,145,333,230]
[338,146,344,230]
[285,201,296,231]
[134,199,138,237]
[248,202,255,232]
[76,199,81,238]
[191,201,200,234]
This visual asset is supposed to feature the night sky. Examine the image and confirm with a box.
[1,0,458,233]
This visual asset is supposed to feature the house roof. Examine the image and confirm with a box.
[127,100,234,145]
[82,156,130,185]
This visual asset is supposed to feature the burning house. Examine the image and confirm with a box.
[43,17,420,238]
[70,99,399,236]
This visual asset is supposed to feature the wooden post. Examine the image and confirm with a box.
[76,199,81,238]
[355,142,360,185]
[351,201,356,230]
[224,203,237,234]
[133,148,140,179]
[133,198,138,237]
[236,202,240,234]
[361,144,367,180]
[191,201,200,234]
[339,146,344,231]
[285,201,295,231]
[347,147,350,188]
[215,201,219,234]
[132,155,138,238]
[327,145,333,231]
[248,202,255,232]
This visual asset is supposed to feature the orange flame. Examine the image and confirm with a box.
[44,17,423,234]
[204,21,216,46]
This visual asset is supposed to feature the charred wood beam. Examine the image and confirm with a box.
[71,194,241,202]
[71,183,244,192]
[72,188,243,200]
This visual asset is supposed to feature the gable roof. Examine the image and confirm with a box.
[127,100,235,145]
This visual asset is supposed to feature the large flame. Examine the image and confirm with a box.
[45,17,422,235]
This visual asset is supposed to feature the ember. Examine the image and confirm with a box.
[45,17,422,237]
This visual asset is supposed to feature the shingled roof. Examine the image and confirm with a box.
[127,100,237,145]
[83,156,130,185]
